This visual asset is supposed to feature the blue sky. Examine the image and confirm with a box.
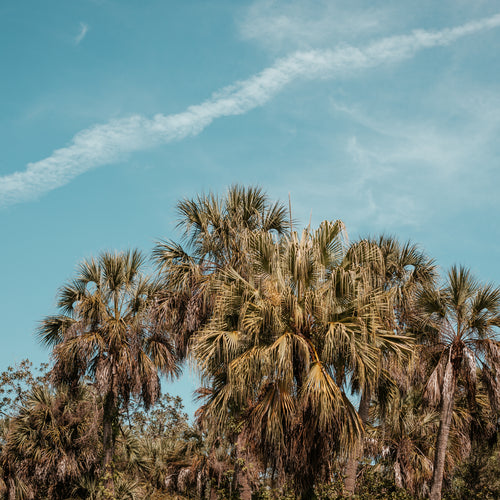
[2,0,500,415]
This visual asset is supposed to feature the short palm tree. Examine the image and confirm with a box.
[0,384,100,500]
[419,265,500,500]
[370,389,439,496]
[38,250,179,494]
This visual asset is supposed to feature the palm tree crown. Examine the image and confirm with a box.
[152,185,289,358]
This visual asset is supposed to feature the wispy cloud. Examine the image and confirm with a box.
[319,81,500,229]
[238,0,390,51]
[1,13,500,207]
[75,22,89,45]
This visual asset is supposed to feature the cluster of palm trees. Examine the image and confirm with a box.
[1,185,499,499]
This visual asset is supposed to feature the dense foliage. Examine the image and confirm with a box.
[1,186,499,499]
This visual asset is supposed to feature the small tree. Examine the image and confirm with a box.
[0,384,101,499]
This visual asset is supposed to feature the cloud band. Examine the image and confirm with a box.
[1,13,499,206]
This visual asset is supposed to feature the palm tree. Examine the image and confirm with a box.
[152,186,289,498]
[369,388,438,496]
[38,249,179,494]
[373,236,437,333]
[152,185,289,359]
[342,236,435,494]
[0,383,101,500]
[192,222,409,498]
[419,265,500,500]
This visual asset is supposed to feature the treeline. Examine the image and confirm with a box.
[1,185,500,500]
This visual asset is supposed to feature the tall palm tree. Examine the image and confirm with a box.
[192,222,409,498]
[152,186,289,499]
[152,185,289,359]
[419,265,500,500]
[38,250,179,494]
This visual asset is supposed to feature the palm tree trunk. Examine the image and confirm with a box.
[209,484,218,500]
[235,434,253,500]
[300,486,316,500]
[7,478,15,500]
[102,392,116,496]
[430,354,456,500]
[394,460,403,489]
[344,387,371,495]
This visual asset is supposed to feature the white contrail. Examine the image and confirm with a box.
[2,13,500,207]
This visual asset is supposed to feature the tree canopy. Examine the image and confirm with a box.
[1,186,499,500]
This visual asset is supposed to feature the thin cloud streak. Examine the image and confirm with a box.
[75,23,89,45]
[1,13,500,207]
[238,0,389,50]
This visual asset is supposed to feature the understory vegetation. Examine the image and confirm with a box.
[1,186,499,499]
